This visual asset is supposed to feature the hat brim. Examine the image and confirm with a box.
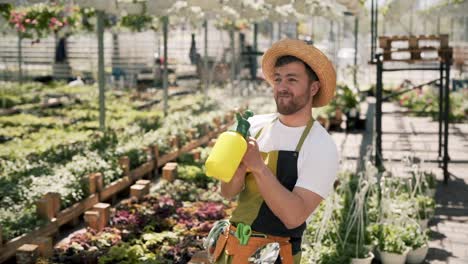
[261,39,336,108]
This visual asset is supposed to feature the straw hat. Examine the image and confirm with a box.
[262,38,336,107]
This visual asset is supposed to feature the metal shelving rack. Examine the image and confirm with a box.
[374,34,453,184]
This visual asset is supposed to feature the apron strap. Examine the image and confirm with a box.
[254,116,314,152]
[295,118,314,152]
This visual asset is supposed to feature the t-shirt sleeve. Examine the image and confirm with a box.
[295,140,339,199]
[247,114,276,138]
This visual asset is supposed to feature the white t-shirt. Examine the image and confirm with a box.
[248,113,339,200]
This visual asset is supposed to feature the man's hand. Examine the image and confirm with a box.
[220,161,247,200]
[242,137,267,174]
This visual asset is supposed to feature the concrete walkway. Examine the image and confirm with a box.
[332,99,468,263]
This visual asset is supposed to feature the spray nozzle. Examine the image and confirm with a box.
[235,109,254,138]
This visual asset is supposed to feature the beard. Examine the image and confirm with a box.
[275,89,311,115]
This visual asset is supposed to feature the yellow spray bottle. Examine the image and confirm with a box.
[205,110,254,183]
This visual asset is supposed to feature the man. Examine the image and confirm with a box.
[211,39,339,264]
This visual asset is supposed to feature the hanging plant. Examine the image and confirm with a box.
[78,7,118,32]
[3,3,81,39]
[120,14,156,32]
[214,18,248,31]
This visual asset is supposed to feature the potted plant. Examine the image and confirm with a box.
[341,179,374,264]
[423,171,437,197]
[377,224,409,264]
[415,195,435,229]
[402,223,429,264]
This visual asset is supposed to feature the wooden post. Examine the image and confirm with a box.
[208,138,216,147]
[203,123,210,135]
[144,147,153,161]
[152,145,159,167]
[88,173,97,194]
[170,136,179,149]
[70,217,80,227]
[16,244,39,264]
[136,180,151,192]
[130,184,148,200]
[32,237,53,258]
[50,192,61,217]
[162,162,177,182]
[119,156,130,176]
[186,128,194,141]
[84,211,100,231]
[95,173,103,192]
[191,128,199,139]
[36,193,60,221]
[92,203,110,231]
[191,150,201,161]
[213,117,221,128]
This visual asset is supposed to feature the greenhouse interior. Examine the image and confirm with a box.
[0,0,467,263]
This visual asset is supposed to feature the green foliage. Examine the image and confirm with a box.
[177,164,214,189]
[0,82,236,244]
[120,14,155,32]
[401,223,428,249]
[5,3,82,39]
[379,224,408,254]
[397,86,467,122]
[332,84,360,113]
[415,195,435,219]
[0,205,45,241]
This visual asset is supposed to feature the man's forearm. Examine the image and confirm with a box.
[252,166,309,229]
[220,174,245,199]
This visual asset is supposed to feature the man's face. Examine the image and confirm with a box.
[273,61,314,115]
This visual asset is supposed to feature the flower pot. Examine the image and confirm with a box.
[378,249,409,264]
[426,188,436,197]
[418,219,429,230]
[351,251,374,264]
[407,244,429,264]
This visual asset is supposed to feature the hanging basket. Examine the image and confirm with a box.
[218,6,239,21]
[240,8,264,21]
[146,0,174,16]
[118,2,144,15]
[76,0,109,11]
